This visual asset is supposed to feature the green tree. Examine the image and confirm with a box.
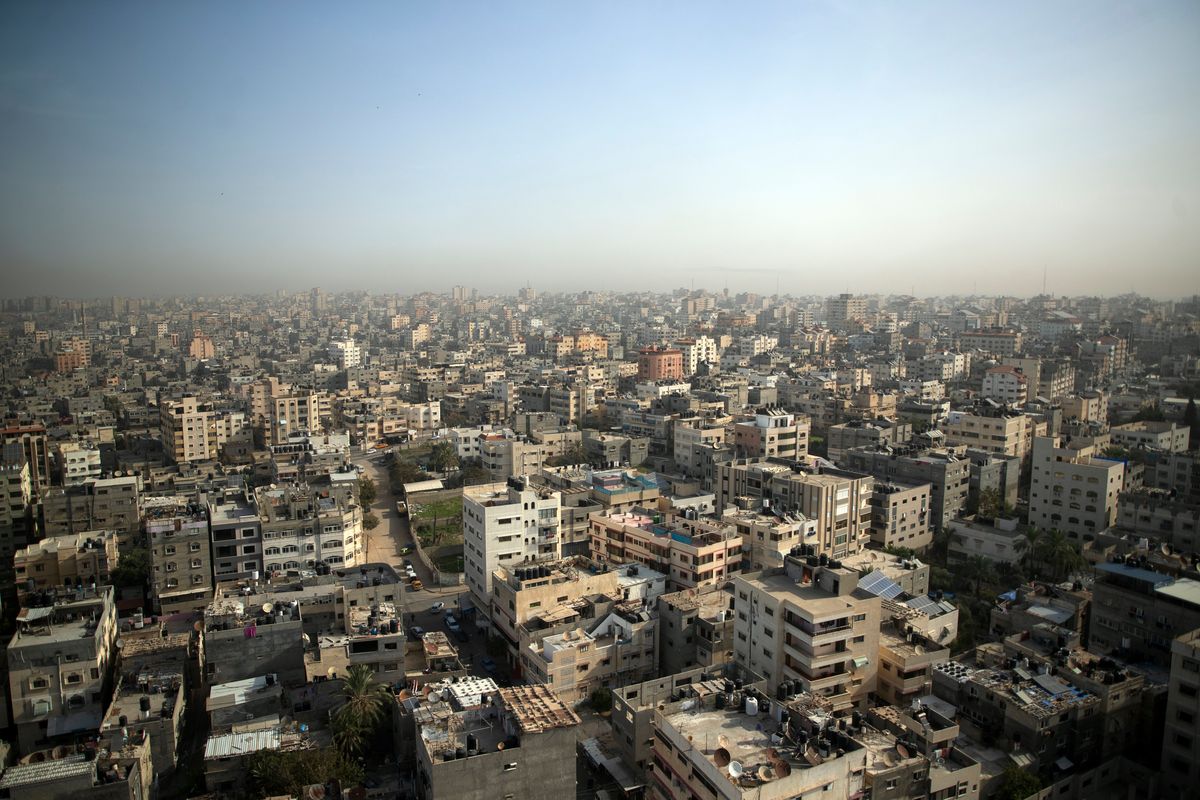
[461,464,490,486]
[1131,404,1166,422]
[960,555,992,598]
[976,487,1003,521]
[362,512,380,531]
[590,687,613,713]
[247,747,363,798]
[357,476,377,509]
[994,764,1041,800]
[428,441,460,472]
[1042,528,1085,582]
[332,664,390,757]
[1016,527,1046,581]
[110,547,151,591]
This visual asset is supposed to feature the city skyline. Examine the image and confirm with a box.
[2,1,1198,297]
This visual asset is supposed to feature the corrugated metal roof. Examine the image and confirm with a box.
[204,728,281,759]
[0,754,92,789]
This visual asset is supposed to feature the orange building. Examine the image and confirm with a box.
[637,346,684,381]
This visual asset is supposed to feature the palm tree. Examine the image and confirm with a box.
[332,664,390,756]
[1016,526,1046,580]
[960,555,992,598]
[1043,529,1085,582]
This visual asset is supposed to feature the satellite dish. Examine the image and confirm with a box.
[114,639,124,650]
[326,667,337,679]
[262,602,274,614]
[896,743,911,759]
[717,735,731,750]
[193,620,203,632]
[714,748,731,767]
[728,760,744,779]
[775,760,792,778]
[757,764,775,781]
[914,644,925,655]
[1162,542,1172,556]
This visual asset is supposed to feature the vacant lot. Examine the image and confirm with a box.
[410,496,463,548]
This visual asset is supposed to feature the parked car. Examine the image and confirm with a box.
[410,579,423,591]
[480,656,497,673]
[407,626,425,641]
[430,602,445,613]
[444,610,457,624]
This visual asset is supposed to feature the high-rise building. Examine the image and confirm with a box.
[463,479,562,619]
[636,345,684,381]
[1029,435,1124,541]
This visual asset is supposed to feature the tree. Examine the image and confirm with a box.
[960,555,992,598]
[362,512,380,531]
[247,747,363,798]
[994,764,1041,800]
[461,464,490,486]
[110,547,151,591]
[1131,404,1166,422]
[332,664,390,757]
[590,687,613,713]
[1016,527,1046,581]
[428,441,460,473]
[976,487,1003,521]
[1042,528,1085,582]
[357,476,377,509]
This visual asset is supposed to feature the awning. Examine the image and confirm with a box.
[17,606,53,624]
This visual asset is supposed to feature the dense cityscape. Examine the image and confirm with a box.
[0,287,1198,800]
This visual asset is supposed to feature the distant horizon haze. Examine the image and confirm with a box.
[2,2,1197,298]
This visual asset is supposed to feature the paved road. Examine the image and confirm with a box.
[350,450,467,619]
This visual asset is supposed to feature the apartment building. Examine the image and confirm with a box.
[463,478,562,619]
[202,587,307,687]
[520,604,657,702]
[0,446,34,591]
[1090,560,1200,667]
[145,495,213,615]
[673,416,728,478]
[209,487,262,583]
[826,418,912,465]
[1,423,51,496]
[479,436,556,480]
[828,292,868,327]
[1161,628,1200,798]
[656,585,734,675]
[55,440,101,485]
[876,618,949,706]
[637,345,684,381]
[255,483,364,575]
[979,365,1028,406]
[673,335,718,375]
[1116,488,1200,554]
[7,586,119,753]
[413,685,580,800]
[732,560,881,709]
[329,337,361,369]
[588,508,742,590]
[941,408,1042,459]
[869,481,932,551]
[13,531,118,597]
[845,447,969,533]
[160,396,250,463]
[268,389,327,444]
[89,474,143,547]
[1029,435,1124,541]
[1110,420,1190,453]
[720,509,816,571]
[652,686,868,800]
[733,408,809,461]
[959,328,1022,357]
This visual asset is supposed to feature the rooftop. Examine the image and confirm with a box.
[500,684,580,734]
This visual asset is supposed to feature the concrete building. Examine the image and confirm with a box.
[637,345,684,381]
[1029,435,1124,541]
[255,482,364,575]
[826,418,912,465]
[733,408,808,461]
[13,531,118,598]
[463,478,562,619]
[1115,488,1200,554]
[329,337,361,369]
[0,738,152,800]
[413,685,580,800]
[208,486,263,584]
[1,423,51,496]
[588,508,742,591]
[868,481,932,551]
[657,585,734,675]
[160,395,249,464]
[876,618,949,706]
[7,586,119,753]
[942,408,1042,459]
[1161,627,1200,798]
[721,509,817,571]
[1110,420,1190,453]
[673,417,728,478]
[1089,560,1200,667]
[202,587,307,687]
[828,292,868,327]
[959,328,1022,357]
[100,663,185,784]
[673,335,718,375]
[945,516,1028,566]
[55,441,101,486]
[89,475,144,548]
[979,365,1028,407]
[144,495,213,616]
[843,448,969,534]
[732,560,881,709]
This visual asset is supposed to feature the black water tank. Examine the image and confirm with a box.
[139,696,151,713]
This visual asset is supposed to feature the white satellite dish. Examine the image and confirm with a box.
[728,760,744,779]
[262,602,274,614]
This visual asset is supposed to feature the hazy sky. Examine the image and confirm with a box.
[2,1,1198,298]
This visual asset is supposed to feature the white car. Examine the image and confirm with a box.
[430,602,445,613]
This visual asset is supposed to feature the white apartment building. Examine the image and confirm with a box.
[55,440,101,485]
[980,365,1028,407]
[464,478,562,620]
[1110,421,1190,453]
[673,335,718,376]
[1029,435,1124,542]
[329,338,361,369]
[256,484,364,573]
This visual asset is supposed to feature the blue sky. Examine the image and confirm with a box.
[1,1,1197,297]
